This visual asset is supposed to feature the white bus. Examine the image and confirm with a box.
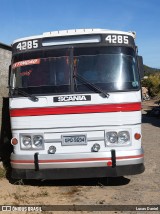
[9,29,145,179]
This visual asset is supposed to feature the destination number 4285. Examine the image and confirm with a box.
[105,35,129,44]
[16,40,38,50]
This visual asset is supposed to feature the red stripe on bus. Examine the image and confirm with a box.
[10,102,141,117]
[11,154,144,164]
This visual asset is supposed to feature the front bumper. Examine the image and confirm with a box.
[12,164,145,179]
[11,149,144,179]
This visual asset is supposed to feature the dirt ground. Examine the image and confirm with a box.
[0,100,160,214]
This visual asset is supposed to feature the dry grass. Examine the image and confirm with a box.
[0,166,6,179]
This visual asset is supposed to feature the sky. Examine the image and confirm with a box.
[0,0,160,68]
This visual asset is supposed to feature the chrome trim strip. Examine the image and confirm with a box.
[11,123,141,131]
[11,158,144,170]
[11,149,144,170]
[11,148,144,160]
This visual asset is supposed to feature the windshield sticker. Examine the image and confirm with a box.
[12,59,40,69]
[20,70,32,76]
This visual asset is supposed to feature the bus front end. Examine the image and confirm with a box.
[9,29,145,179]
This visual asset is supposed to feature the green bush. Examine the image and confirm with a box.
[142,73,160,97]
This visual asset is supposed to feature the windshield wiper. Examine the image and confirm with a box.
[10,87,39,102]
[73,73,110,98]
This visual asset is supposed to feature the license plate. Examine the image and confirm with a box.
[62,135,87,146]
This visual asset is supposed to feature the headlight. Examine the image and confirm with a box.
[118,131,130,144]
[106,132,118,144]
[106,131,130,146]
[21,136,32,148]
[20,134,44,150]
[33,135,43,148]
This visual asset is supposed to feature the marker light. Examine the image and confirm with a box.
[11,138,18,145]
[134,133,141,140]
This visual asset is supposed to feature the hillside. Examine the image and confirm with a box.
[144,65,160,74]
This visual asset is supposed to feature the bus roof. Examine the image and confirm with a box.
[13,28,136,44]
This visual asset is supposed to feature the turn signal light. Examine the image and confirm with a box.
[11,138,18,145]
[134,133,141,140]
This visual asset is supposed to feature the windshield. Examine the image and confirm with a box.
[74,54,139,92]
[11,47,140,95]
[12,56,70,94]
